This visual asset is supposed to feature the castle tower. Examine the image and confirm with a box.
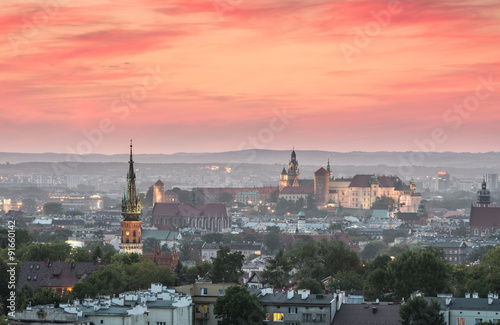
[477,178,491,208]
[120,140,143,255]
[153,179,165,205]
[326,158,334,181]
[288,148,300,177]
[314,167,330,209]
[279,167,289,190]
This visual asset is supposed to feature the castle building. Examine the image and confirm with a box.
[120,141,143,255]
[279,148,300,190]
[277,150,421,212]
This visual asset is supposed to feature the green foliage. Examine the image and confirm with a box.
[213,285,266,325]
[178,237,202,262]
[18,242,72,262]
[73,254,178,298]
[0,228,35,250]
[218,192,234,204]
[329,271,363,291]
[399,296,446,325]
[387,247,451,300]
[16,284,73,311]
[359,241,387,261]
[33,228,72,243]
[467,245,495,263]
[291,239,362,282]
[65,210,84,216]
[242,233,257,243]
[380,244,409,258]
[452,225,467,237]
[297,278,323,294]
[71,247,93,262]
[261,249,292,288]
[21,198,37,215]
[263,231,283,255]
[371,196,395,210]
[43,202,64,215]
[364,268,390,301]
[185,262,213,283]
[269,189,279,203]
[382,230,410,245]
[211,246,244,284]
[266,225,281,233]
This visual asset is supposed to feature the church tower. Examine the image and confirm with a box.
[477,178,491,208]
[287,148,300,187]
[120,140,143,255]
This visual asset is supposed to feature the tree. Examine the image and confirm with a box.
[261,249,292,288]
[452,225,467,237]
[218,192,234,204]
[266,225,281,233]
[211,246,244,283]
[185,262,213,283]
[387,247,451,300]
[292,239,362,282]
[21,198,37,215]
[214,285,266,325]
[269,189,279,203]
[371,196,395,210]
[297,278,323,294]
[178,237,201,262]
[399,296,446,325]
[92,246,103,261]
[263,231,282,255]
[330,271,364,291]
[43,202,64,215]
[359,240,387,261]
[467,245,494,263]
[19,242,72,262]
[144,186,154,208]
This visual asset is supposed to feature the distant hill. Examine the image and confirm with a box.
[0,150,499,169]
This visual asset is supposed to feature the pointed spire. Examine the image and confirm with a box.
[122,140,141,218]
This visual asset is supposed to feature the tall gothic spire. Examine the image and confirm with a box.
[122,140,141,218]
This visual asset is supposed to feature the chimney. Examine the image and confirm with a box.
[473,292,479,299]
[287,290,294,300]
[299,289,310,300]
[372,306,378,313]
[465,292,470,298]
[494,293,499,299]
[489,297,494,305]
[445,297,452,306]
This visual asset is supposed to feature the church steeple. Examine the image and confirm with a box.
[477,178,491,208]
[121,140,141,219]
[120,140,143,255]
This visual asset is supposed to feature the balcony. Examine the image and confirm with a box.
[195,312,210,320]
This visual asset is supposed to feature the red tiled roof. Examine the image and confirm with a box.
[152,203,228,217]
[279,184,314,194]
[314,167,329,176]
[349,175,373,187]
[470,206,500,227]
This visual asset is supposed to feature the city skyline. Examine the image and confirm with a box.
[1,0,500,155]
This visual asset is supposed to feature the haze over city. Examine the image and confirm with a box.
[1,0,500,155]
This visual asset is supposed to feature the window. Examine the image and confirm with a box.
[289,307,297,314]
[100,321,103,324]
[27,275,31,280]
[316,314,325,322]
[33,275,37,280]
[303,314,312,322]
[273,313,284,322]
[219,289,224,296]
[264,313,271,321]
[156,322,166,325]
[201,288,207,296]
[457,318,465,325]
[35,264,40,269]
[30,264,33,269]
[475,319,483,324]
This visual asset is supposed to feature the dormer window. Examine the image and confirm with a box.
[30,264,33,269]
[27,275,31,280]
[35,265,40,270]
[33,275,37,280]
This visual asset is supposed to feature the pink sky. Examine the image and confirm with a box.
[1,0,500,155]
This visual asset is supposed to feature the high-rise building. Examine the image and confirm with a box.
[486,174,499,190]
[120,141,143,255]
[437,171,450,191]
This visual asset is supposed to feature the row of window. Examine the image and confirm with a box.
[264,312,326,322]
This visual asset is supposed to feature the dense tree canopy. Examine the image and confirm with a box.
[214,285,266,325]
[261,249,292,288]
[211,246,244,284]
[399,296,446,325]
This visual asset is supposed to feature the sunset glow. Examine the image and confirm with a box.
[1,0,500,154]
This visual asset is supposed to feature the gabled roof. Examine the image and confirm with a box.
[17,261,102,290]
[154,179,164,186]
